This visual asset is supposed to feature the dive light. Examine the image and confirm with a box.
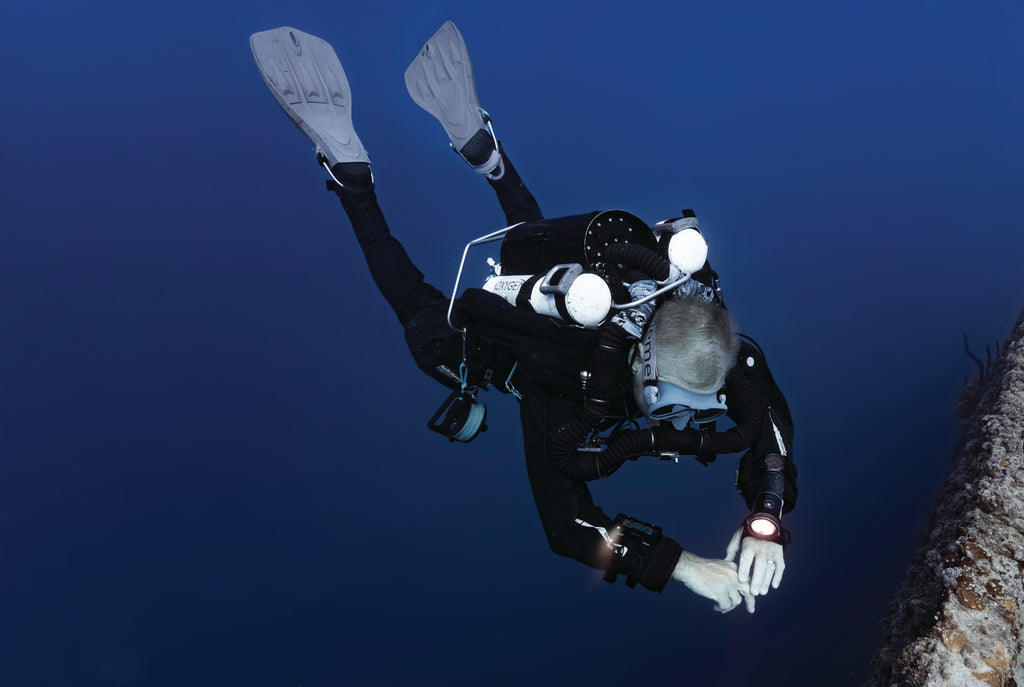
[743,453,787,542]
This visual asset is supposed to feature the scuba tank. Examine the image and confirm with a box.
[651,211,710,276]
[483,263,612,328]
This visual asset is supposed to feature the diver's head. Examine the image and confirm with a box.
[631,295,739,429]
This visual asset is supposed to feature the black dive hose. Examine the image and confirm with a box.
[581,242,674,417]
[582,323,630,417]
[654,365,763,456]
[605,243,674,283]
[551,362,765,480]
[550,417,656,481]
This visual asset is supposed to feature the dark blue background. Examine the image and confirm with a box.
[3,1,1022,685]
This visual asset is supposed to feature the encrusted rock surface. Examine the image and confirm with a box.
[867,311,1024,687]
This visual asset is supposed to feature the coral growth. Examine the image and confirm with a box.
[867,311,1024,687]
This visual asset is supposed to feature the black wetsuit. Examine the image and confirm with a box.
[329,147,796,593]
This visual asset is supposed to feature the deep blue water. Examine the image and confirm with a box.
[3,1,1023,685]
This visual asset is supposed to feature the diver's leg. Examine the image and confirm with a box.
[327,163,441,323]
[250,28,461,386]
[517,386,683,592]
[484,144,543,225]
[329,163,463,388]
[404,21,543,224]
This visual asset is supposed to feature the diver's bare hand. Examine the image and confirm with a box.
[671,550,755,613]
[725,527,785,597]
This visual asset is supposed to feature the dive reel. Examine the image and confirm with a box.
[428,388,488,443]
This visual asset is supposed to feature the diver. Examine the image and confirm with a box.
[250,21,798,613]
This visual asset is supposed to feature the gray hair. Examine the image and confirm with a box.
[634,296,740,397]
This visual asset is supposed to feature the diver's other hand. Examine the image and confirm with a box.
[725,527,785,596]
[671,550,755,614]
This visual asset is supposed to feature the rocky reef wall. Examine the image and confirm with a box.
[867,311,1024,687]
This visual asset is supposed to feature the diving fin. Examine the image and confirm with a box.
[250,27,370,166]
[404,21,502,176]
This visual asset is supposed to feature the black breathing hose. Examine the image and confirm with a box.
[605,243,673,282]
[551,364,764,480]
[550,417,657,481]
[580,243,673,417]
[582,322,631,417]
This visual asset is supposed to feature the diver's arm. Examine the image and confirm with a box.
[732,341,797,514]
[727,388,796,598]
[518,387,683,592]
[727,341,797,599]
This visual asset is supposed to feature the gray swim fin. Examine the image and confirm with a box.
[251,27,370,166]
[404,21,501,175]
